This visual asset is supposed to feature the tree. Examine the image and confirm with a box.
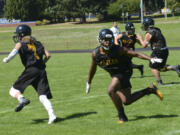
[91,0,112,21]
[0,0,6,16]
[53,0,114,23]
[62,0,96,23]
[144,0,164,14]
[76,0,91,23]
[44,0,90,23]
[44,0,65,23]
[107,0,139,19]
[4,0,48,21]
[168,0,180,13]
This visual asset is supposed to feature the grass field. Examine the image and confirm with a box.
[0,50,180,135]
[0,17,180,51]
[0,17,180,135]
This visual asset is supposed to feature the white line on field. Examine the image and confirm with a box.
[53,94,107,104]
[166,130,180,135]
[0,87,149,114]
[158,83,180,88]
[0,94,107,114]
[0,109,13,114]
[0,84,179,115]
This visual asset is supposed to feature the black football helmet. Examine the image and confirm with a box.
[142,17,154,31]
[98,29,114,50]
[13,24,31,43]
[125,22,135,35]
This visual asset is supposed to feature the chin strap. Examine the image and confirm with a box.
[102,45,110,51]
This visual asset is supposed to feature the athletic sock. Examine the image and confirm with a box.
[142,87,152,95]
[157,78,163,85]
[133,64,142,69]
[137,65,143,69]
[39,95,56,117]
[118,107,128,121]
[168,65,178,71]
[17,95,24,102]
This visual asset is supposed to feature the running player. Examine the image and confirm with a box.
[86,29,163,123]
[137,17,180,85]
[3,24,57,124]
[115,22,144,77]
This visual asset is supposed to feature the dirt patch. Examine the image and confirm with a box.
[0,22,36,27]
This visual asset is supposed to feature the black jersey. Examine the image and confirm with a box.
[94,45,132,76]
[18,40,46,69]
[147,27,167,50]
[121,32,137,50]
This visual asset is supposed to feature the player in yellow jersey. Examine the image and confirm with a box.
[3,24,57,124]
[86,29,163,123]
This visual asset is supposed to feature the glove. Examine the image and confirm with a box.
[3,57,9,63]
[86,82,91,94]
[150,58,163,64]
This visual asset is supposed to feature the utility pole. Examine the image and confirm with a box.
[165,0,167,20]
[121,4,124,24]
[140,0,143,24]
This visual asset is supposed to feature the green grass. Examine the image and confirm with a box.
[0,17,180,135]
[0,50,180,135]
[0,17,180,51]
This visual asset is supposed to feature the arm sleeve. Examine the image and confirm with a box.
[7,48,18,61]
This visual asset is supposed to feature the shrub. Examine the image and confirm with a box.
[36,20,42,25]
[36,19,50,25]
[42,19,50,25]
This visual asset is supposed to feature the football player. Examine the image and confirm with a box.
[3,24,57,124]
[115,22,144,77]
[137,17,180,85]
[86,29,163,123]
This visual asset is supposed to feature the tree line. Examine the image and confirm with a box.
[0,0,179,23]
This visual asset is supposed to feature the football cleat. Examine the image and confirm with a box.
[118,111,128,124]
[15,98,30,112]
[117,118,128,124]
[48,115,57,124]
[118,120,126,124]
[175,65,180,77]
[150,83,163,100]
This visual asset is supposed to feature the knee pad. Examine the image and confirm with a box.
[9,87,20,98]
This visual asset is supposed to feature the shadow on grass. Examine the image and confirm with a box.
[132,74,169,79]
[31,111,97,124]
[130,114,178,121]
[162,82,180,85]
[131,75,154,79]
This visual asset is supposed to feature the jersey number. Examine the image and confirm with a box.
[100,59,118,66]
[27,44,40,60]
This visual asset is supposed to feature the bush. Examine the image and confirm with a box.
[36,20,42,25]
[42,19,50,25]
[36,19,50,26]
[96,14,104,21]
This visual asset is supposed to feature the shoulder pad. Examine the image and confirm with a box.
[122,32,126,35]
[94,46,100,54]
